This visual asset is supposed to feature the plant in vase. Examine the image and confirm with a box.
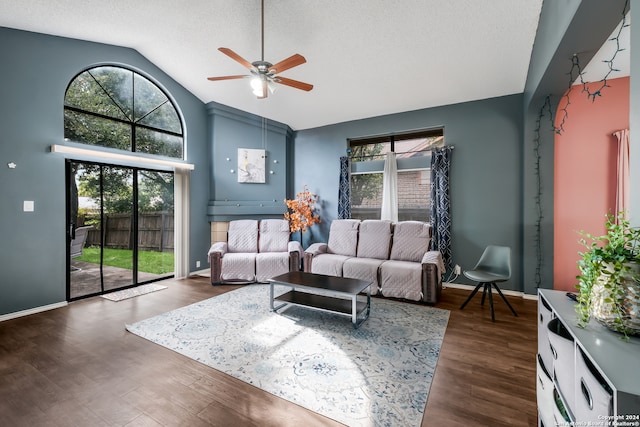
[284,184,321,246]
[576,212,640,340]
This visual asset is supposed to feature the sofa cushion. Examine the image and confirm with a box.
[311,254,352,277]
[389,221,431,262]
[379,260,422,301]
[356,220,392,260]
[221,252,256,282]
[259,219,290,253]
[227,220,259,253]
[327,219,360,256]
[343,257,384,292]
[256,252,290,282]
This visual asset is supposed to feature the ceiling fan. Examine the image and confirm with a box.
[207,0,313,99]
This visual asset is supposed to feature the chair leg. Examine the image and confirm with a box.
[492,283,518,317]
[459,282,484,310]
[480,284,488,306]
[487,284,495,322]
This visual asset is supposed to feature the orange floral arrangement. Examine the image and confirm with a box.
[284,185,321,234]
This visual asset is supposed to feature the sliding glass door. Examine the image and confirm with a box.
[67,160,174,300]
[137,170,175,283]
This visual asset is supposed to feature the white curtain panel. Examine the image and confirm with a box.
[381,152,398,222]
[174,169,190,278]
[614,129,630,220]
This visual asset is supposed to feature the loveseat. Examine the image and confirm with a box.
[303,219,444,304]
[208,219,303,285]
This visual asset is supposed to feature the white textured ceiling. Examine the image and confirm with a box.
[1,1,546,130]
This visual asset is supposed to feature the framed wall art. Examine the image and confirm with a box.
[238,148,266,183]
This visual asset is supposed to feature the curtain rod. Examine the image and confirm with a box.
[347,145,454,159]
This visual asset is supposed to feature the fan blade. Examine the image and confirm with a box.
[207,75,248,81]
[218,47,255,70]
[274,76,314,92]
[268,54,306,74]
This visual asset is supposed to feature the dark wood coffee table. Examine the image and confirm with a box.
[268,271,371,328]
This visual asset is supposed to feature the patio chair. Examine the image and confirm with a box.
[70,225,93,271]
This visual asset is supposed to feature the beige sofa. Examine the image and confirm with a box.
[303,219,444,304]
[208,219,303,284]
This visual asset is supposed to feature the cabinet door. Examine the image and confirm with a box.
[548,317,576,414]
[574,346,613,422]
[538,295,554,373]
[537,355,555,427]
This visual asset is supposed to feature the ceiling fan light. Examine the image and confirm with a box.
[267,80,276,94]
[250,76,263,92]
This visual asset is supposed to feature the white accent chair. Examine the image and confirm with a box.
[208,219,303,284]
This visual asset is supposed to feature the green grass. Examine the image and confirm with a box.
[76,247,174,274]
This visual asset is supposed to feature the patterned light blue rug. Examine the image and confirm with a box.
[126,284,449,426]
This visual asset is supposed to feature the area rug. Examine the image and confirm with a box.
[126,284,450,426]
[101,283,168,301]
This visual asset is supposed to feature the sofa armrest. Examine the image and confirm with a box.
[208,242,227,285]
[421,251,444,304]
[288,240,303,256]
[208,241,228,256]
[305,242,327,256]
[288,241,303,271]
[421,250,445,276]
[303,243,328,272]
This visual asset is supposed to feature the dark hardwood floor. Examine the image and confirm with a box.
[0,277,538,426]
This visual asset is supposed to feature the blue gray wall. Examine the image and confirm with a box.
[294,94,525,291]
[206,103,293,221]
[0,28,209,316]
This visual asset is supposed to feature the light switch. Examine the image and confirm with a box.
[23,200,34,212]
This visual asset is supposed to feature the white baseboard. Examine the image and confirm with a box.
[0,301,68,322]
[443,282,537,300]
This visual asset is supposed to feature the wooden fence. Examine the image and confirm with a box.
[83,211,174,252]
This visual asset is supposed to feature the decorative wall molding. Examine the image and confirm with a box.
[206,102,293,138]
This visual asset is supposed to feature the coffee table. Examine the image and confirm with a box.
[268,271,371,328]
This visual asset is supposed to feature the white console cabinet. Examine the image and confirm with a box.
[537,289,640,426]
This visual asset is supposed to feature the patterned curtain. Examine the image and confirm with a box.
[430,147,453,269]
[338,156,351,219]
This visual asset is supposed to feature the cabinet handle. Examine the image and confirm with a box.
[581,377,593,410]
[550,342,557,360]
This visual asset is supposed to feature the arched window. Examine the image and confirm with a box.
[64,66,184,159]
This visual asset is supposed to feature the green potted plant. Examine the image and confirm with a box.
[576,212,640,340]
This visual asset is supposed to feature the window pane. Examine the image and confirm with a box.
[350,141,389,162]
[64,110,131,151]
[350,173,383,219]
[398,170,430,221]
[136,128,183,159]
[137,170,175,277]
[137,102,182,134]
[89,67,133,119]
[65,71,129,121]
[133,74,168,122]
[395,136,444,158]
[350,170,430,221]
